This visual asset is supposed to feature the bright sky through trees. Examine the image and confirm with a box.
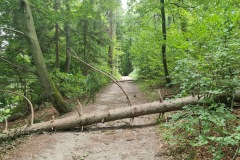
[121,0,127,9]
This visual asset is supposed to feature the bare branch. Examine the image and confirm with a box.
[76,100,83,117]
[71,49,132,106]
[159,90,163,103]
[168,2,197,9]
[0,27,25,36]
[231,143,239,160]
[0,56,23,70]
[0,56,35,74]
[4,118,8,133]
[0,90,34,125]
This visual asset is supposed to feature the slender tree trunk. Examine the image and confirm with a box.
[160,0,171,85]
[64,23,71,73]
[55,22,60,68]
[54,0,60,68]
[64,3,71,73]
[83,20,88,76]
[20,0,71,114]
[178,1,187,33]
[126,38,132,75]
[108,9,114,74]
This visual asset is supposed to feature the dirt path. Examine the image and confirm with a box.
[2,76,171,160]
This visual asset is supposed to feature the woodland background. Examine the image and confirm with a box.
[0,0,240,159]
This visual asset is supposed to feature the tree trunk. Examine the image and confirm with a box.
[4,96,199,138]
[64,23,71,73]
[108,9,114,74]
[54,0,60,68]
[3,92,240,138]
[83,20,88,76]
[126,38,133,75]
[20,0,71,114]
[55,22,60,68]
[64,3,71,73]
[160,0,171,85]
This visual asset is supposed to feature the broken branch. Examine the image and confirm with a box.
[71,49,132,106]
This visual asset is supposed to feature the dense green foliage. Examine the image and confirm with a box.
[123,0,240,159]
[0,0,240,158]
[0,0,124,114]
[124,0,240,85]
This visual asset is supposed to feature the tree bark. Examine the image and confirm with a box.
[83,20,88,76]
[20,0,71,114]
[54,0,60,68]
[55,22,60,68]
[3,91,240,138]
[108,9,114,74]
[160,0,171,85]
[4,96,199,138]
[64,3,71,73]
[64,23,71,73]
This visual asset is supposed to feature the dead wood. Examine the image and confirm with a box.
[76,100,83,116]
[1,90,240,139]
[71,49,132,106]
[0,90,34,126]
[1,96,199,139]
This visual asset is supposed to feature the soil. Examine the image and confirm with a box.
[1,76,172,160]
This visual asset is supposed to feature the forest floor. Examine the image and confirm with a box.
[1,76,173,160]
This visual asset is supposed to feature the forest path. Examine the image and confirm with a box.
[3,76,171,160]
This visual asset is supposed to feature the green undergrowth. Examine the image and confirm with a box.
[51,69,110,103]
[159,103,240,160]
[128,68,138,80]
[137,80,165,102]
[131,71,168,101]
[112,68,122,80]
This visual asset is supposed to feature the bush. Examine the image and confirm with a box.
[162,48,240,159]
[163,103,239,159]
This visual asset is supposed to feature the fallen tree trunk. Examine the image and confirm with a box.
[2,91,240,139]
[2,96,199,138]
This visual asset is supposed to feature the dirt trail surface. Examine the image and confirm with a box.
[2,76,171,160]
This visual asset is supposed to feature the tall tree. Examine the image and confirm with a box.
[83,19,88,76]
[54,0,60,68]
[108,9,115,74]
[76,0,113,76]
[19,0,71,114]
[64,2,71,73]
[160,0,171,85]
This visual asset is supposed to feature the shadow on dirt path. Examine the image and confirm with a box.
[2,76,172,160]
